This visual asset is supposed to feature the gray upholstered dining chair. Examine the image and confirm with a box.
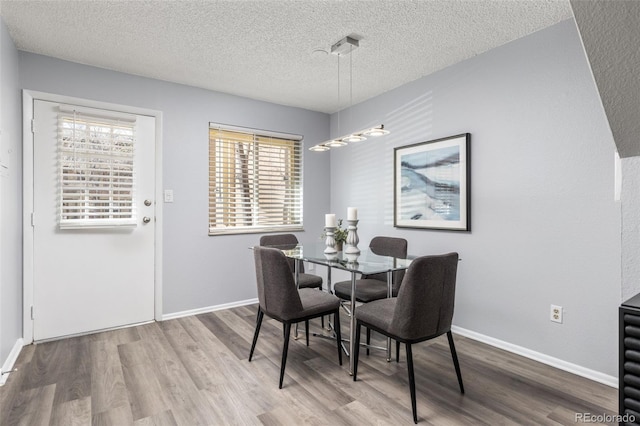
[260,233,326,329]
[259,234,323,291]
[333,236,408,301]
[249,246,342,389]
[352,252,464,424]
[333,236,407,353]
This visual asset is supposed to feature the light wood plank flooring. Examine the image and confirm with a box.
[0,305,617,425]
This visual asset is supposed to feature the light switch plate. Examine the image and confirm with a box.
[164,189,174,203]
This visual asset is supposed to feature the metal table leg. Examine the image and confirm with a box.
[327,265,333,330]
[294,259,300,340]
[349,271,357,375]
[386,270,392,362]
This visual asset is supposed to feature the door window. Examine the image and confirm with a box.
[58,110,137,228]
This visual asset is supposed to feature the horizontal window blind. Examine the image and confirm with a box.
[209,126,303,235]
[58,111,137,229]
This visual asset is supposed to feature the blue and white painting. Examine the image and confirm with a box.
[395,134,469,231]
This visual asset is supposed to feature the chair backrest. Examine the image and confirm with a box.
[366,236,408,292]
[390,252,459,341]
[253,246,303,320]
[259,234,304,273]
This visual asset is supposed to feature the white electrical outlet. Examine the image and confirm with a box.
[550,305,563,323]
[164,189,174,203]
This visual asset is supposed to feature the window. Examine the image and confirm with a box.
[59,110,136,228]
[209,124,303,235]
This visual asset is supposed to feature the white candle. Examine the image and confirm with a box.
[347,207,358,221]
[325,213,336,227]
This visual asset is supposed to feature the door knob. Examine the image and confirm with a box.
[144,199,152,206]
[143,217,151,224]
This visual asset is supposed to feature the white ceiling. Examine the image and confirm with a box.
[0,0,573,114]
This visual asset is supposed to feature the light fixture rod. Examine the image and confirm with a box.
[337,47,340,135]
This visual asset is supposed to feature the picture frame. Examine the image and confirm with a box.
[394,133,470,231]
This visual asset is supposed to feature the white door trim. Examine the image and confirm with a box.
[22,90,163,344]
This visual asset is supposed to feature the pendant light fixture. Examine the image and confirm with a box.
[309,35,390,152]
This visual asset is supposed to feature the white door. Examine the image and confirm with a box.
[32,100,156,341]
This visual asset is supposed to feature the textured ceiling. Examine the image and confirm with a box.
[571,0,640,158]
[0,0,573,113]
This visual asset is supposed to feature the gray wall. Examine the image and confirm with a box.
[622,156,640,300]
[328,19,620,376]
[0,18,22,365]
[18,52,330,315]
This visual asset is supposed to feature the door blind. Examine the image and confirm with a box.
[209,126,303,235]
[58,111,137,228]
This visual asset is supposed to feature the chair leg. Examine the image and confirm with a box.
[447,331,465,394]
[396,340,401,363]
[318,287,325,329]
[406,343,417,424]
[305,320,310,346]
[279,323,292,389]
[353,322,361,381]
[366,328,371,356]
[334,310,342,366]
[249,308,264,362]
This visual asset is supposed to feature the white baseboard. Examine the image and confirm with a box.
[0,338,24,386]
[162,298,258,321]
[451,326,617,388]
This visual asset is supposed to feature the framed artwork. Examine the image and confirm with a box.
[394,133,470,231]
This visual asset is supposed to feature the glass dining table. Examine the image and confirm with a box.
[270,242,414,375]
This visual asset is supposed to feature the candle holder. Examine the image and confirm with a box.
[344,252,359,263]
[324,226,337,254]
[344,219,360,254]
[324,252,338,261]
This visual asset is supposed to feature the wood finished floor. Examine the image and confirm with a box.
[0,304,617,425]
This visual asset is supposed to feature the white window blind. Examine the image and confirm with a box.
[58,110,137,229]
[209,125,303,235]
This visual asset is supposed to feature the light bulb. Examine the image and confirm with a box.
[362,126,390,137]
[343,134,366,143]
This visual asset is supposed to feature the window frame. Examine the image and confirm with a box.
[208,123,304,235]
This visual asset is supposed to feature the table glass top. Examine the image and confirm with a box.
[264,242,414,275]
